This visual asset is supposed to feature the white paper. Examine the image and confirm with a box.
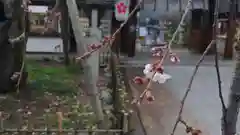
[139,27,147,36]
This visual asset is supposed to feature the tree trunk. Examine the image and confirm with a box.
[0,20,14,93]
[59,0,70,66]
[0,0,28,93]
[223,27,240,135]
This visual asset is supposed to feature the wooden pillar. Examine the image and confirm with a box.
[224,0,237,59]
[208,0,215,53]
[120,0,137,57]
[60,0,70,65]
[111,9,121,55]
[188,9,212,53]
[208,0,215,26]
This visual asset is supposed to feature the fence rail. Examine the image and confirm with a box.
[0,128,123,133]
[0,111,131,134]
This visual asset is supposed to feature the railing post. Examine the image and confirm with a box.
[0,112,3,134]
[122,112,129,135]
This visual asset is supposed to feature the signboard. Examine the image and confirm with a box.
[114,0,130,21]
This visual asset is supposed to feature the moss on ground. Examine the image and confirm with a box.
[27,60,81,95]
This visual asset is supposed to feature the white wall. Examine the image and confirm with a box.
[26,37,63,52]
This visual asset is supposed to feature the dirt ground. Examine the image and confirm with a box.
[0,60,98,133]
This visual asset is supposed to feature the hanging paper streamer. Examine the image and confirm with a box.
[114,0,130,21]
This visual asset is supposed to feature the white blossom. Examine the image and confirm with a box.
[143,64,172,84]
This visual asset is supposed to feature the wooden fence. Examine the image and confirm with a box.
[0,112,131,135]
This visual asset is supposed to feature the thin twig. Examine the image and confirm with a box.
[135,0,193,103]
[179,118,188,128]
[16,0,28,93]
[213,0,226,112]
[75,0,142,60]
[16,61,25,93]
[214,40,228,132]
[212,0,227,131]
[170,40,215,135]
[9,32,25,44]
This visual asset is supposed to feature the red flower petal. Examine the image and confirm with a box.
[156,66,164,74]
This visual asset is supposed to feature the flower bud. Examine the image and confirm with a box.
[133,76,144,84]
[151,47,163,53]
[155,66,164,74]
[169,53,180,63]
[191,129,202,135]
[152,52,162,57]
[145,91,155,102]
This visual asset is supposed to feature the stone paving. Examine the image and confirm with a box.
[126,50,240,135]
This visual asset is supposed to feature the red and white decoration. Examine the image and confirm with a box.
[114,0,130,21]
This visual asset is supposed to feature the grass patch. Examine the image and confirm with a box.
[27,60,82,95]
[0,60,102,131]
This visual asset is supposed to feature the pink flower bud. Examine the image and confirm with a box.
[145,91,155,102]
[155,66,164,74]
[169,53,180,63]
[151,47,163,53]
[133,76,145,84]
[88,43,102,51]
[152,52,162,57]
